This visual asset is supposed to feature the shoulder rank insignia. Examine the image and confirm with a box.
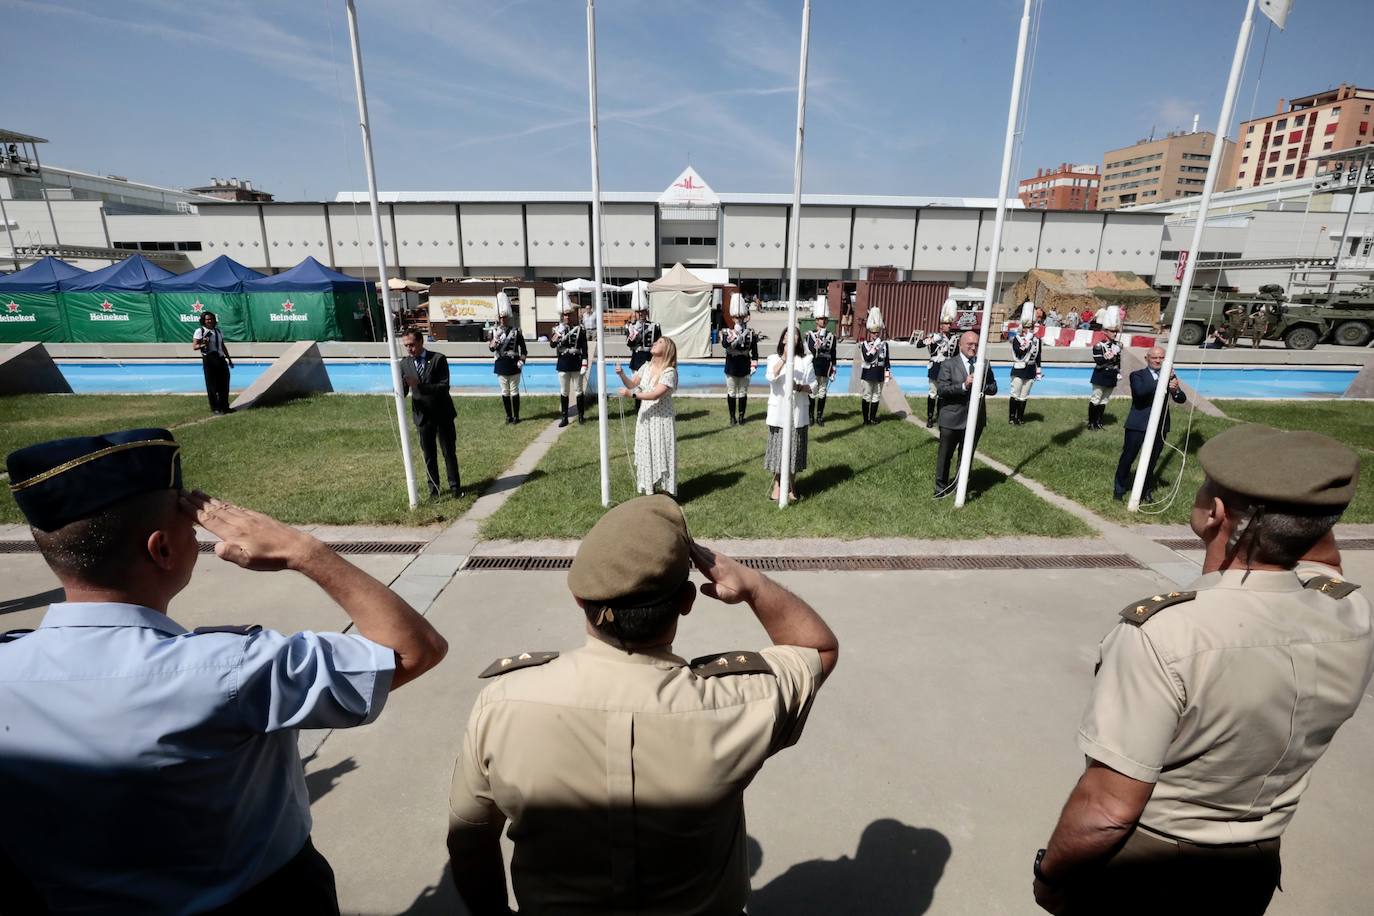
[689,650,775,678]
[1120,591,1195,625]
[192,624,263,636]
[0,629,34,644]
[479,651,559,679]
[1303,575,1360,599]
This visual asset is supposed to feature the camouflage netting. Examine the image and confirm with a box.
[998,269,1162,327]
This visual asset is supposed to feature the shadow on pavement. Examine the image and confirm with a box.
[747,819,952,915]
[304,756,358,804]
[1,588,65,617]
[398,863,462,915]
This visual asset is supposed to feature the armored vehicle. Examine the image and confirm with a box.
[1164,283,1374,349]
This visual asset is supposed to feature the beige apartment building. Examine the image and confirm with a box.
[1098,131,1235,210]
[1232,84,1374,190]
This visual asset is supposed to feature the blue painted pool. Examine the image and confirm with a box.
[53,360,1357,399]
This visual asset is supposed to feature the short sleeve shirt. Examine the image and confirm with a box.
[1078,570,1374,844]
[449,636,824,914]
[0,603,395,912]
[194,326,226,356]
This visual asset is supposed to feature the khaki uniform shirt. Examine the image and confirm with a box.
[1079,569,1374,845]
[449,636,824,915]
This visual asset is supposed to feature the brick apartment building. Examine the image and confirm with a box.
[1018,163,1099,210]
[1232,84,1374,189]
[1098,131,1235,210]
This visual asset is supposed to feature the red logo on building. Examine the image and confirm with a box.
[673,176,700,191]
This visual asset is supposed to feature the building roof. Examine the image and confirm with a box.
[332,190,1021,209]
[0,129,48,144]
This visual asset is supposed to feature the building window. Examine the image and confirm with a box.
[1287,148,1298,159]
[1361,122,1370,134]
[1296,114,1306,126]
[1326,123,1339,135]
[1269,151,1280,162]
[1241,156,1249,164]
[1323,141,1334,150]
[1282,164,1295,176]
[1288,130,1303,143]
[1265,167,1277,178]
[1247,124,1255,133]
[1276,118,1287,129]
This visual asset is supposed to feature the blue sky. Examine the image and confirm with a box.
[6,0,1372,200]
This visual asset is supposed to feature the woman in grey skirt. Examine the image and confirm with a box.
[764,327,817,502]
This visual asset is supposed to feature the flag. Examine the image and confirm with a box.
[1258,0,1291,29]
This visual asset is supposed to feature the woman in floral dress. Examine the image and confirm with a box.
[616,336,678,496]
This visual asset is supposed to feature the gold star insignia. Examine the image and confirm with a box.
[1135,606,1147,616]
[500,658,512,666]
[736,655,749,664]
[715,658,729,667]
[1151,595,1164,602]
[1168,592,1181,598]
[518,652,532,660]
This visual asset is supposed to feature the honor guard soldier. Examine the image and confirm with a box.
[858,306,892,425]
[920,316,958,429]
[1087,315,1122,431]
[626,301,660,415]
[551,301,590,428]
[489,293,528,424]
[804,300,838,426]
[723,294,759,425]
[0,429,447,913]
[447,495,837,915]
[1034,425,1372,916]
[1008,322,1043,426]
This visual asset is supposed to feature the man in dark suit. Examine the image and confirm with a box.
[1114,346,1186,502]
[402,329,462,498]
[934,331,998,498]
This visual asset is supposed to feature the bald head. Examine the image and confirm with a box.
[1146,346,1165,370]
[959,331,978,358]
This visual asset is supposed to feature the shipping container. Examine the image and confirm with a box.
[829,279,950,341]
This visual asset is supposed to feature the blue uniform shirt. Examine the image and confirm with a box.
[0,602,395,913]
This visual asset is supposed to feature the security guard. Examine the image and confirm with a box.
[804,301,837,426]
[723,296,759,425]
[489,298,528,424]
[551,303,589,427]
[0,429,447,913]
[858,306,892,425]
[1033,425,1372,916]
[446,495,839,915]
[1086,322,1121,431]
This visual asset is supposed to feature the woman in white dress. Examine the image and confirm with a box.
[615,336,678,496]
[764,327,817,503]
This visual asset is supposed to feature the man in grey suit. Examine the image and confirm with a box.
[934,331,998,498]
[402,329,462,499]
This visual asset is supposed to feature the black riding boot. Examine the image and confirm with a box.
[862,400,873,425]
[501,395,513,424]
[727,396,737,425]
[559,395,570,428]
[926,396,936,428]
[738,396,747,424]
[1009,399,1018,425]
[576,394,586,425]
[1019,399,1029,424]
[512,394,521,423]
[1087,402,1097,430]
[817,397,827,427]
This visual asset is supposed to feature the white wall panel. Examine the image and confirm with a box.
[460,204,526,269]
[914,209,979,271]
[1037,212,1101,271]
[106,212,215,268]
[722,204,786,270]
[12,200,108,248]
[262,205,330,270]
[526,203,590,268]
[974,210,1040,273]
[1098,214,1165,275]
[327,203,397,269]
[394,204,461,269]
[200,206,268,269]
[851,207,916,269]
[796,207,851,270]
[601,203,655,268]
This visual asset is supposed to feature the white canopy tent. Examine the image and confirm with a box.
[647,263,713,357]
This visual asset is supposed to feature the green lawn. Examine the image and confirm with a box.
[0,394,210,462]
[977,399,1374,526]
[1,395,557,526]
[481,397,1093,540]
[1213,400,1374,455]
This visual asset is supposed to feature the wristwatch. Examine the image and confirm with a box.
[1033,848,1058,887]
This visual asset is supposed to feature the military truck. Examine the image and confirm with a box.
[1163,283,1374,350]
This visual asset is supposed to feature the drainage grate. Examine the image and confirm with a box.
[0,541,423,556]
[1157,537,1374,552]
[463,554,1142,573]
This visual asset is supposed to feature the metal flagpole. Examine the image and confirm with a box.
[345,0,419,510]
[587,0,611,508]
[1129,0,1258,511]
[778,0,812,510]
[954,0,1033,508]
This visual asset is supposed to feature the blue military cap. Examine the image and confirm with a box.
[7,428,182,532]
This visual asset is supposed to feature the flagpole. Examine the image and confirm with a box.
[345,0,419,510]
[778,0,812,509]
[587,0,611,508]
[954,0,1033,508]
[1129,0,1258,511]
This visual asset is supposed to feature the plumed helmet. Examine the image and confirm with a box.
[729,294,750,319]
[1102,304,1121,331]
[866,306,884,332]
[940,297,957,323]
[813,296,828,320]
[496,291,514,318]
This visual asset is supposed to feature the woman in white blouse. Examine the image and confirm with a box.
[764,327,817,503]
[615,336,678,496]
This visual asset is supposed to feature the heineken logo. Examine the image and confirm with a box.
[91,300,128,321]
[192,300,204,312]
[178,299,208,323]
[0,300,35,323]
[100,300,113,311]
[270,298,307,322]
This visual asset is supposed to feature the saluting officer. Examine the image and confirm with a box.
[0,429,447,913]
[723,294,759,425]
[805,301,838,426]
[921,319,957,428]
[446,495,838,915]
[488,295,528,424]
[1008,322,1043,426]
[1087,321,1122,431]
[858,306,892,425]
[1033,425,1372,916]
[551,301,589,428]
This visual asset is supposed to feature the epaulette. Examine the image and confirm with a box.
[1303,576,1360,599]
[1120,591,1195,625]
[0,629,34,644]
[689,650,775,678]
[479,651,559,679]
[192,624,263,636]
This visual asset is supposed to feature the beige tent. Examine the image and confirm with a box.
[648,263,713,357]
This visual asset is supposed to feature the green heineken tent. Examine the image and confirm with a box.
[0,257,87,343]
[59,255,176,343]
[243,257,380,342]
[151,255,264,343]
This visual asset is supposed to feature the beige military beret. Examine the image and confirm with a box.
[1200,424,1360,508]
[568,495,691,606]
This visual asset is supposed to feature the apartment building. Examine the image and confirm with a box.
[1098,131,1235,210]
[1018,163,1099,210]
[1232,84,1374,189]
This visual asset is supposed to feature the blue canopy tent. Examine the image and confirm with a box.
[243,257,380,342]
[59,255,176,343]
[0,257,88,342]
[151,255,265,343]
